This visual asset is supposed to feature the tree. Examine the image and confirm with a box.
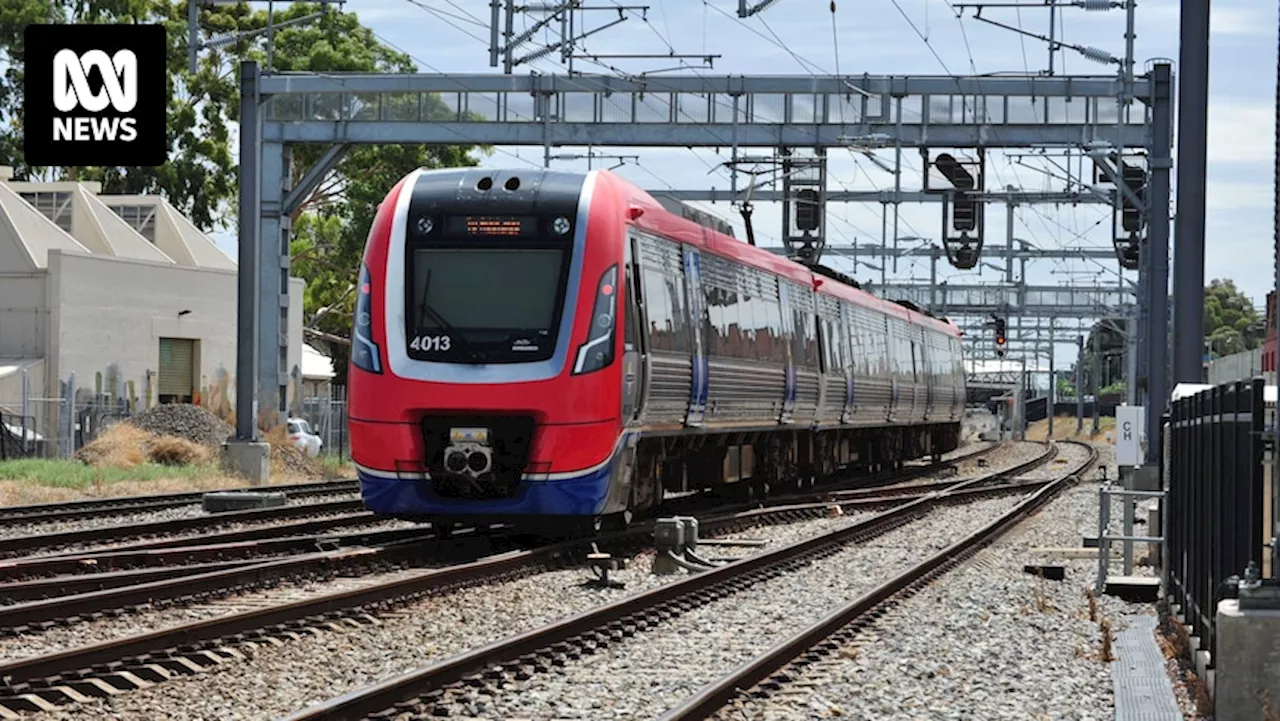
[1080,318,1127,392]
[1204,278,1264,357]
[2,0,240,230]
[1,3,485,384]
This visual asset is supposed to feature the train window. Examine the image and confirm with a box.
[705,286,735,357]
[792,309,820,369]
[642,269,675,352]
[762,294,784,363]
[624,268,641,352]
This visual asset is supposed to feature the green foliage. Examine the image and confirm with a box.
[1,3,485,384]
[1204,278,1265,357]
[1100,381,1126,396]
[1056,376,1077,398]
[0,458,215,488]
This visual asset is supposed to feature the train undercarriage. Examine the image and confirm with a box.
[621,422,962,522]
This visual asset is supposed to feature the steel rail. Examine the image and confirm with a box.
[0,442,1039,707]
[657,441,1100,720]
[0,525,436,583]
[275,444,1060,721]
[0,445,1047,624]
[0,499,367,558]
[0,480,360,527]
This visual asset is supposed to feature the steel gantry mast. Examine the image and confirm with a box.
[218,1,1174,476]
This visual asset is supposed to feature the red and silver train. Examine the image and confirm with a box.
[348,167,966,529]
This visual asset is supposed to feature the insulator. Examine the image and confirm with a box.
[1079,46,1118,65]
[1080,0,1113,11]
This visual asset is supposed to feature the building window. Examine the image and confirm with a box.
[106,204,158,244]
[19,191,73,233]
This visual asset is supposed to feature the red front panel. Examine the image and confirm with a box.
[348,170,630,476]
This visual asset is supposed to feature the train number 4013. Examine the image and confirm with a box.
[409,335,452,351]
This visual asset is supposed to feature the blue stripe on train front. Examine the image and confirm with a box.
[358,433,633,517]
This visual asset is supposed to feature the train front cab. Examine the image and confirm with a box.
[348,168,634,525]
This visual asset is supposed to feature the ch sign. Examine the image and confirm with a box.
[1115,405,1144,467]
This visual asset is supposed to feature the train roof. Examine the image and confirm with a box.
[604,170,960,338]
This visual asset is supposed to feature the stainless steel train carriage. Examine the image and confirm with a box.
[349,167,965,529]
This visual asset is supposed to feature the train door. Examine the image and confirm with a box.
[778,283,797,424]
[921,328,934,422]
[841,302,856,424]
[682,246,708,426]
[621,235,646,423]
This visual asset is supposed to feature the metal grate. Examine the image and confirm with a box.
[1111,616,1183,721]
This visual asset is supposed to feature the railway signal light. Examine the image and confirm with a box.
[794,188,820,232]
[994,316,1007,358]
[1120,162,1146,234]
[934,153,977,232]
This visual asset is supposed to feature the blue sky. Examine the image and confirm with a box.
[210,0,1277,360]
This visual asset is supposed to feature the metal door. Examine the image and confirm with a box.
[682,246,707,426]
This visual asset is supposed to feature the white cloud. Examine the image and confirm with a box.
[1206,101,1274,164]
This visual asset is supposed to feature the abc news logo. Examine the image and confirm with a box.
[24,24,166,167]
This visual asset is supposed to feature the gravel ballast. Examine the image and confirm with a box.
[0,491,361,543]
[712,445,1156,721]
[39,490,1036,721]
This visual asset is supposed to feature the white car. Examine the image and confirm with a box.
[286,418,323,458]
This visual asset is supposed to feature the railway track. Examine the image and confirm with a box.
[0,498,375,560]
[659,441,1100,721]
[272,443,1090,717]
[0,479,359,527]
[0,442,1024,626]
[0,442,1052,717]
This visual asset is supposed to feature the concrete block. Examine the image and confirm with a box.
[202,491,287,513]
[1132,465,1161,492]
[220,441,270,485]
[1103,576,1161,602]
[1214,599,1280,721]
[1023,564,1066,581]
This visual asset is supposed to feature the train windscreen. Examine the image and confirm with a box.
[406,247,567,363]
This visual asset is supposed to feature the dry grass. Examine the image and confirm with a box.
[1187,671,1212,715]
[1099,618,1115,662]
[0,422,352,506]
[1030,576,1054,613]
[1086,587,1099,623]
[1024,415,1117,442]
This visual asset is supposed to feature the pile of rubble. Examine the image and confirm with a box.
[128,404,234,449]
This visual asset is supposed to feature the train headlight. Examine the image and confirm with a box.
[572,264,618,375]
[552,216,572,236]
[350,264,383,374]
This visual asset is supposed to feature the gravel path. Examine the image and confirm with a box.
[37,487,1033,721]
[713,444,1154,721]
[0,492,361,542]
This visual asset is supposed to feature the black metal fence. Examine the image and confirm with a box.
[1166,377,1267,662]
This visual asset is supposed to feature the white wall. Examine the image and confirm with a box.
[0,273,47,358]
[1207,347,1266,386]
[45,250,305,425]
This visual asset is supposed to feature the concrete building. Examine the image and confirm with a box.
[300,343,336,400]
[0,167,305,456]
